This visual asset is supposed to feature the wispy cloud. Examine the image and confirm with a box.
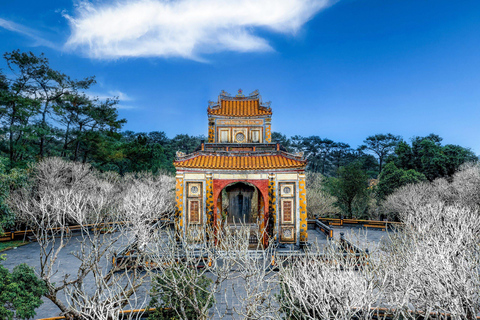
[116,104,138,110]
[88,90,133,101]
[64,0,332,60]
[0,18,58,49]
[87,90,138,109]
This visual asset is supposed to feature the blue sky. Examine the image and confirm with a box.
[1,0,479,154]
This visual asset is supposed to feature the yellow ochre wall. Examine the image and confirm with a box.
[265,118,272,143]
[268,173,277,239]
[206,173,214,224]
[299,173,308,243]
[175,174,184,234]
[208,119,215,143]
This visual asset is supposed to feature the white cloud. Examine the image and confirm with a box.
[107,90,133,101]
[116,104,138,110]
[64,0,332,60]
[87,89,138,109]
[88,90,133,101]
[0,18,58,49]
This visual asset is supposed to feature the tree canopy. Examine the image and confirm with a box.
[392,134,478,181]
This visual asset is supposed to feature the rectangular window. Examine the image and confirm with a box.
[189,200,200,224]
[282,199,294,224]
[220,130,229,143]
[251,130,260,143]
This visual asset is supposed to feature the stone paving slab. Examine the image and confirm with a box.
[0,227,389,319]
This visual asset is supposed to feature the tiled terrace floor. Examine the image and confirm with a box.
[1,226,391,319]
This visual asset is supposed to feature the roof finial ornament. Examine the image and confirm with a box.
[236,88,244,97]
[219,90,231,97]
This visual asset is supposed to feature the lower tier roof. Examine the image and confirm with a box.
[174,154,306,170]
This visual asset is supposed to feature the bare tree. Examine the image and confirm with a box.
[305,172,339,218]
[277,163,480,320]
[144,223,284,320]
[379,163,480,319]
[228,228,279,320]
[9,158,175,319]
[276,239,381,320]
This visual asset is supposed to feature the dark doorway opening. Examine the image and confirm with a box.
[225,183,255,224]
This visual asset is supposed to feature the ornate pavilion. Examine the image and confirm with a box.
[173,90,308,247]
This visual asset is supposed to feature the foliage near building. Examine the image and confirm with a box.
[324,162,370,218]
[305,172,339,218]
[376,162,426,201]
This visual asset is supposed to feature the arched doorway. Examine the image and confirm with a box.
[225,182,256,224]
[213,180,269,248]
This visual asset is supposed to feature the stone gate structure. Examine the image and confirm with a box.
[174,90,308,247]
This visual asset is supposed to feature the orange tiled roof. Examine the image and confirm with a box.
[208,99,272,117]
[174,154,305,170]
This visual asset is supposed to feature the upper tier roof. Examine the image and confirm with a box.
[207,89,272,117]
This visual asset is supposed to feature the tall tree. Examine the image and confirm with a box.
[376,162,426,201]
[271,132,292,151]
[170,134,203,154]
[302,136,335,175]
[2,50,95,161]
[394,134,478,181]
[73,97,126,163]
[54,92,90,158]
[325,162,369,218]
[330,142,352,171]
[289,135,305,153]
[0,68,40,165]
[361,133,401,173]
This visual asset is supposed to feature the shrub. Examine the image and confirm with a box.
[305,172,339,218]
[148,266,213,320]
[0,256,47,320]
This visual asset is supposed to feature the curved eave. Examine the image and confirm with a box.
[174,154,306,171]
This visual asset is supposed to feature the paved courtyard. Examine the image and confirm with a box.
[1,226,391,319]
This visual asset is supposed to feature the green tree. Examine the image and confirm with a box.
[0,256,46,320]
[272,131,292,151]
[361,133,401,174]
[169,134,203,155]
[68,97,125,163]
[3,50,95,160]
[442,144,477,177]
[115,133,172,174]
[0,157,29,233]
[376,162,426,201]
[394,134,478,181]
[326,162,369,218]
[302,136,335,175]
[330,142,352,171]
[0,68,40,165]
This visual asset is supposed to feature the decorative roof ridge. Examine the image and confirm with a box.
[207,89,272,112]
